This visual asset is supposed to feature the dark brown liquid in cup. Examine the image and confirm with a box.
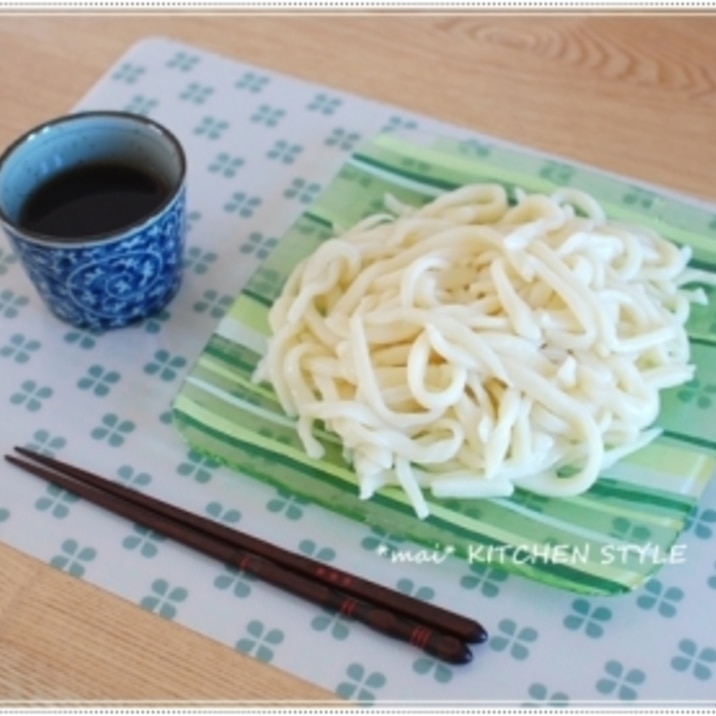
[19,162,170,240]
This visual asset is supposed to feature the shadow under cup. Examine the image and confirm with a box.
[0,111,187,330]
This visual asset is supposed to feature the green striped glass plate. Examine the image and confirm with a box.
[172,131,716,596]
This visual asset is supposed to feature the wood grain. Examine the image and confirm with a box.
[1,15,715,201]
[0,541,337,702]
[0,12,715,702]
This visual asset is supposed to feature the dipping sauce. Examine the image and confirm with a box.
[19,162,169,240]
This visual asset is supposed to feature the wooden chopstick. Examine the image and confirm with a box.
[11,446,485,644]
[5,447,480,665]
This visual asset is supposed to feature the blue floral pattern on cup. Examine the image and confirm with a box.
[0,111,186,329]
[5,191,185,329]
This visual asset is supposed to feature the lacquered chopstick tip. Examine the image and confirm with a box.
[426,636,473,665]
[470,624,489,644]
[454,641,474,665]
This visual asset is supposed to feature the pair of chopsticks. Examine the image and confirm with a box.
[4,446,486,664]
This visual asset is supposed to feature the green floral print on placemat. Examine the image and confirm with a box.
[140,578,188,620]
[0,333,40,364]
[49,538,97,578]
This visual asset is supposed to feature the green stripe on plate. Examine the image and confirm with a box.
[350,154,461,193]
[661,430,716,453]
[689,336,716,348]
[580,478,695,513]
[240,289,273,310]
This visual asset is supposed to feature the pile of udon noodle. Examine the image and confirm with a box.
[254,183,712,518]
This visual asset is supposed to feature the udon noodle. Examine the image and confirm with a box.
[254,184,714,518]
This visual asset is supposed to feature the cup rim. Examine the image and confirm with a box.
[0,109,187,247]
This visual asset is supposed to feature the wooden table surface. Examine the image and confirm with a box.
[0,12,715,703]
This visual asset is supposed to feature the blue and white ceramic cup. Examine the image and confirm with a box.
[0,111,187,329]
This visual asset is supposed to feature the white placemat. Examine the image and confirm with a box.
[1,36,715,706]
